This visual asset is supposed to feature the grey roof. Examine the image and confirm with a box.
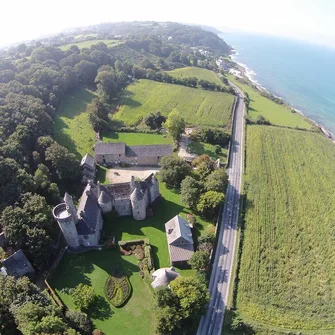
[165,215,194,263]
[125,144,173,157]
[102,183,131,199]
[130,187,144,201]
[151,267,179,288]
[81,153,95,169]
[165,215,194,245]
[95,142,126,155]
[2,250,35,278]
[76,184,101,235]
[98,190,111,204]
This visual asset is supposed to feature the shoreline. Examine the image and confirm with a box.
[229,53,335,140]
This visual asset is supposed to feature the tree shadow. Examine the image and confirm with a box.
[122,97,142,108]
[88,295,114,321]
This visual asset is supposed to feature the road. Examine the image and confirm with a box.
[197,83,245,335]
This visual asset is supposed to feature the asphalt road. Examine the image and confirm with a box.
[197,83,245,335]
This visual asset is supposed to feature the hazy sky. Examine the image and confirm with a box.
[1,0,334,47]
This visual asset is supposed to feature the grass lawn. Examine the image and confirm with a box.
[59,39,121,51]
[168,66,227,87]
[50,250,157,335]
[53,87,97,158]
[102,131,173,145]
[115,79,235,128]
[228,75,312,129]
[188,141,228,162]
[236,125,335,331]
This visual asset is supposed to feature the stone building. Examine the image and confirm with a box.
[94,142,173,166]
[80,153,96,183]
[53,174,160,250]
[165,215,194,266]
[0,249,35,278]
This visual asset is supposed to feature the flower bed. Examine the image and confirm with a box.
[105,272,131,307]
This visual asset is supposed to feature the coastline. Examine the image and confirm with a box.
[229,54,335,140]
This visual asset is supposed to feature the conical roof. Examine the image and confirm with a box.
[151,267,179,288]
[98,190,111,204]
[130,187,144,201]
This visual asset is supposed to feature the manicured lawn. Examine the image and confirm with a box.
[228,75,312,129]
[236,125,335,331]
[53,87,97,158]
[188,141,228,162]
[115,79,235,128]
[168,66,227,87]
[59,39,121,51]
[102,131,173,145]
[50,250,156,335]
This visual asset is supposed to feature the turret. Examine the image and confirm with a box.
[130,176,136,193]
[52,201,80,249]
[98,190,112,213]
[149,174,160,203]
[130,188,146,220]
[64,192,78,223]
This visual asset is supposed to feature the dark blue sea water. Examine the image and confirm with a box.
[220,32,335,134]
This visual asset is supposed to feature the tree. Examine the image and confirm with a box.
[45,143,80,180]
[143,112,166,129]
[197,191,224,221]
[163,109,185,141]
[34,163,51,189]
[204,169,228,193]
[65,310,92,335]
[75,60,97,85]
[180,176,202,210]
[192,155,215,179]
[159,156,191,189]
[155,287,179,309]
[71,284,96,311]
[87,98,110,132]
[95,71,117,101]
[188,250,210,272]
[170,276,209,319]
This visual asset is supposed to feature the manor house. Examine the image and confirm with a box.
[53,174,160,249]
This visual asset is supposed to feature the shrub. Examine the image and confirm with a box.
[105,274,131,307]
[65,310,92,335]
[71,284,96,311]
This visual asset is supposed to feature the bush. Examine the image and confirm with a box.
[65,310,93,335]
[71,284,96,311]
[105,274,131,307]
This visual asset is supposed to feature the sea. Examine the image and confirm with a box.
[219,32,335,134]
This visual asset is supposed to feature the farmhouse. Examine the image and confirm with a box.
[0,249,35,278]
[165,215,194,266]
[53,174,160,250]
[94,142,173,166]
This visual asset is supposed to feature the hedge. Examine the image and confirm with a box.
[105,275,131,307]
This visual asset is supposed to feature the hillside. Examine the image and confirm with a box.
[237,125,335,331]
[114,79,235,128]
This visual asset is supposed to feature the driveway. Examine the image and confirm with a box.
[106,167,160,183]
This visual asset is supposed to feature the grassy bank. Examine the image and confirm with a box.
[236,125,335,331]
[114,79,235,128]
[228,75,312,129]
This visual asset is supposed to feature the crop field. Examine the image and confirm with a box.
[168,66,226,87]
[228,75,312,129]
[237,125,335,331]
[115,79,235,128]
[53,88,97,158]
[59,39,121,51]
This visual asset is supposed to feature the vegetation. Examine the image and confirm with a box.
[228,75,312,129]
[71,284,96,311]
[188,140,228,161]
[115,79,235,128]
[197,191,224,222]
[168,66,226,87]
[236,126,335,330]
[59,40,121,51]
[188,250,210,273]
[105,273,131,307]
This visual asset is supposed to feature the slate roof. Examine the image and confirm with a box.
[95,142,126,155]
[98,190,111,204]
[80,153,95,169]
[126,144,173,157]
[130,187,144,201]
[165,215,194,264]
[76,184,101,235]
[151,267,179,289]
[1,249,35,278]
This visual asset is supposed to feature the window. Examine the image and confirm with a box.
[138,211,140,215]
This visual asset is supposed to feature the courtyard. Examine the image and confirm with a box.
[106,166,160,184]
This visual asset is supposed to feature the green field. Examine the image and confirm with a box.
[228,75,312,129]
[168,66,226,87]
[59,39,121,51]
[188,141,228,162]
[50,181,212,334]
[53,88,97,158]
[102,131,173,145]
[115,79,235,128]
[237,126,335,331]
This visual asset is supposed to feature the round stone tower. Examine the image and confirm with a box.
[53,193,80,249]
[130,188,146,220]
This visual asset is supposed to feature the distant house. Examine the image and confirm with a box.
[165,215,194,266]
[94,142,173,166]
[151,267,179,289]
[0,250,35,278]
[80,153,96,183]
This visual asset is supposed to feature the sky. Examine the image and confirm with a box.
[1,0,335,47]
